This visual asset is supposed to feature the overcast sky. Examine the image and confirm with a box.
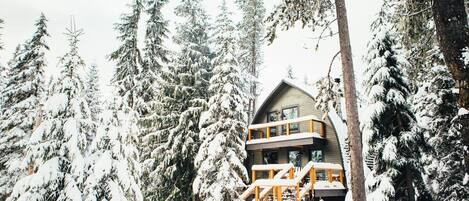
[0,0,381,103]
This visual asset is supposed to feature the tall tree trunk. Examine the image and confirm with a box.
[334,0,366,200]
[432,0,469,174]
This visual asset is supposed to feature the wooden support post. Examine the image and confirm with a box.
[277,186,282,201]
[310,168,316,191]
[269,169,274,179]
[309,120,314,132]
[267,127,270,139]
[289,168,294,179]
[252,170,256,183]
[266,186,277,200]
[260,130,263,139]
[255,186,260,201]
[327,169,333,183]
[295,185,300,201]
[248,129,252,141]
[286,123,290,135]
[320,122,326,138]
[340,170,344,184]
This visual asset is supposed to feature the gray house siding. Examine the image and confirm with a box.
[248,85,344,169]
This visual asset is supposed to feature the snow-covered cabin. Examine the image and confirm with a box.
[241,79,349,201]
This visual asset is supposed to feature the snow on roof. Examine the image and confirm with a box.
[314,181,346,190]
[312,162,343,170]
[246,132,322,145]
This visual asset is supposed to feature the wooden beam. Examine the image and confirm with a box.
[327,169,333,183]
[277,186,282,201]
[295,185,300,201]
[310,168,316,191]
[255,186,260,201]
[340,170,344,184]
[309,120,314,132]
[267,127,270,139]
[289,168,294,179]
[320,122,326,138]
[252,170,256,183]
[286,123,290,135]
[269,169,274,179]
[248,129,252,141]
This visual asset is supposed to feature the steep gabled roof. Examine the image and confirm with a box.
[252,78,318,123]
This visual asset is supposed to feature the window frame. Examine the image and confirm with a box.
[281,105,300,134]
[266,111,279,136]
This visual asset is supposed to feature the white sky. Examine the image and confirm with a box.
[0,0,381,104]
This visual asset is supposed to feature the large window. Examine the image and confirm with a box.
[310,149,324,162]
[267,111,278,137]
[263,151,278,164]
[282,106,299,133]
[288,150,302,167]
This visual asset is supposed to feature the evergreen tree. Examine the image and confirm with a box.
[193,1,248,200]
[109,0,144,198]
[392,0,435,89]
[85,63,102,123]
[236,0,265,123]
[84,63,102,145]
[84,95,143,201]
[7,25,91,201]
[314,77,343,120]
[109,0,144,108]
[138,0,170,197]
[0,18,4,89]
[285,65,296,80]
[362,7,431,200]
[413,66,469,200]
[0,14,49,200]
[154,0,211,199]
[0,18,6,107]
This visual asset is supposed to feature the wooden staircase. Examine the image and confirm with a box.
[240,162,345,201]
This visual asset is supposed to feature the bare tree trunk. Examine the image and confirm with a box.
[334,0,366,199]
[432,0,469,173]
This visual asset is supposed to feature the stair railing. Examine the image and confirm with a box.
[240,162,345,201]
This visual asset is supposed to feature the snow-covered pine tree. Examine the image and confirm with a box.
[85,63,102,123]
[413,65,469,200]
[109,0,143,109]
[236,0,265,124]
[314,76,343,120]
[138,0,170,197]
[0,18,6,92]
[7,24,91,201]
[84,63,102,146]
[285,65,297,80]
[84,95,143,201]
[362,5,431,200]
[193,1,248,200]
[154,0,211,199]
[0,14,49,200]
[109,0,144,197]
[0,18,6,107]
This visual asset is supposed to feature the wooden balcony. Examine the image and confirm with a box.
[246,115,327,150]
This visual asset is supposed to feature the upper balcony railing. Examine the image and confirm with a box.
[247,115,326,141]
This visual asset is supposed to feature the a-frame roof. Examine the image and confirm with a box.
[252,78,318,123]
